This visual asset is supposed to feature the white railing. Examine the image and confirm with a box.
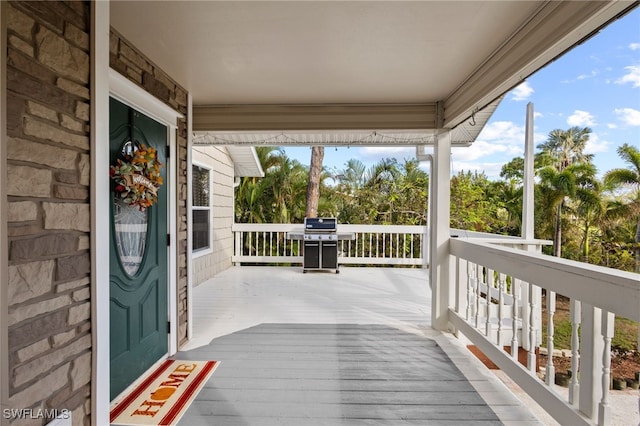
[449,237,640,426]
[232,223,427,266]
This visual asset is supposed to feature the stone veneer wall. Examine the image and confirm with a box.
[109,29,190,345]
[6,1,92,424]
[4,2,191,424]
[192,146,235,285]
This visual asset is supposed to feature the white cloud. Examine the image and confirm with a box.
[510,82,534,101]
[614,108,640,126]
[567,110,596,126]
[577,70,600,80]
[584,133,610,155]
[533,112,543,119]
[607,123,618,129]
[615,65,640,88]
[629,43,640,51]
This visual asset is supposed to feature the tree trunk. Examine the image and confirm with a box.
[553,202,563,257]
[305,146,324,218]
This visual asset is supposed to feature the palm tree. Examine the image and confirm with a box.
[537,126,593,172]
[537,127,593,257]
[604,143,640,272]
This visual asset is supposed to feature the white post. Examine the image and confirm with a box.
[91,2,111,425]
[186,93,194,340]
[430,131,451,331]
[521,102,540,352]
[598,311,615,426]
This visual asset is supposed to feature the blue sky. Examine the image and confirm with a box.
[283,7,640,180]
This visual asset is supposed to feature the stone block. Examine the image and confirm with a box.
[10,233,77,261]
[9,294,71,326]
[9,363,69,409]
[119,42,152,74]
[56,253,90,281]
[60,114,84,132]
[16,338,50,363]
[8,223,43,238]
[8,137,78,170]
[27,101,59,122]
[7,67,75,118]
[71,288,90,303]
[109,31,119,55]
[7,48,53,84]
[77,236,90,251]
[43,202,90,231]
[54,184,89,201]
[78,154,90,186]
[7,164,51,198]
[75,102,90,121]
[70,352,91,391]
[23,116,89,150]
[8,310,67,348]
[64,23,89,50]
[56,170,79,184]
[8,5,35,39]
[57,78,89,99]
[9,34,34,57]
[142,71,170,102]
[13,335,90,387]
[35,26,89,84]
[8,259,55,305]
[52,329,76,347]
[68,302,90,325]
[56,277,90,293]
[8,201,38,222]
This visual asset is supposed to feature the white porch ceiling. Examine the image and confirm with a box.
[111,1,636,139]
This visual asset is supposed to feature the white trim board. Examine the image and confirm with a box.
[104,67,182,407]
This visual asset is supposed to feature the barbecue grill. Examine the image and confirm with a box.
[287,218,354,273]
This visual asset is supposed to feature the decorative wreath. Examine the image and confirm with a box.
[110,143,163,210]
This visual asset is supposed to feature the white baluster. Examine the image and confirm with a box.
[528,283,537,372]
[569,299,581,405]
[597,311,615,426]
[466,261,475,321]
[545,290,556,386]
[475,264,482,329]
[511,278,519,359]
[498,273,505,347]
[486,268,494,340]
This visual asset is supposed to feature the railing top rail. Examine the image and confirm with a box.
[450,238,640,321]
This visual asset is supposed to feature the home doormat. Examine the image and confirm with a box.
[110,359,219,425]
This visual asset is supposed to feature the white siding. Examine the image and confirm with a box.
[192,146,235,285]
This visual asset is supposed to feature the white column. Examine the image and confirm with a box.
[522,102,535,240]
[186,94,194,340]
[521,102,540,351]
[430,131,451,331]
[1,0,9,413]
[90,2,111,425]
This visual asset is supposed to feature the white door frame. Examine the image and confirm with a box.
[92,52,182,425]
[108,69,182,356]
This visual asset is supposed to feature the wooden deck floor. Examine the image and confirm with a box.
[176,266,541,425]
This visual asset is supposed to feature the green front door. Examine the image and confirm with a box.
[109,98,169,400]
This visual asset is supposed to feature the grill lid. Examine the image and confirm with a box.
[304,217,337,232]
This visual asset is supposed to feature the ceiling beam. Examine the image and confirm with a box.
[443,0,637,129]
[193,103,439,132]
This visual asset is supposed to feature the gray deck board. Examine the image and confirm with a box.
[175,266,542,425]
[177,324,502,425]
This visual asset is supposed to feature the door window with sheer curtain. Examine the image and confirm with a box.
[192,164,211,252]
